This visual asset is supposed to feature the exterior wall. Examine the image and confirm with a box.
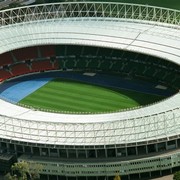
[0,138,180,178]
[18,149,180,178]
[0,138,179,158]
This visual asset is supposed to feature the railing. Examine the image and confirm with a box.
[0,2,179,27]
[21,149,180,176]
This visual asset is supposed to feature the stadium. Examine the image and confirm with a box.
[0,1,179,180]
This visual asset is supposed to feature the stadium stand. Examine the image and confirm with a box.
[0,45,179,91]
[55,45,179,90]
[12,47,38,61]
[39,45,55,58]
[11,63,31,76]
[0,52,13,66]
[55,45,66,56]
[0,69,12,82]
[51,59,59,69]
[76,58,89,69]
[31,60,54,72]
[0,2,179,179]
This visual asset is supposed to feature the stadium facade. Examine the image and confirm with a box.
[0,2,179,180]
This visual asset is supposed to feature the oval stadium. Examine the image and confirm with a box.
[0,2,179,180]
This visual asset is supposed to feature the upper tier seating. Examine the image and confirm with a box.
[76,58,88,69]
[12,47,38,61]
[39,46,55,58]
[0,52,13,66]
[0,45,178,90]
[0,69,12,82]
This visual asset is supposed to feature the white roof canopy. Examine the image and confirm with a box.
[0,2,179,146]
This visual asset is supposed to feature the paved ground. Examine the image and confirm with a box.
[0,174,175,180]
[150,175,173,180]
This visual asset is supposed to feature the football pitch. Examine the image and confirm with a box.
[93,0,180,10]
[19,78,164,114]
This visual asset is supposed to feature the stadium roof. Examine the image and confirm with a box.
[0,18,179,65]
[0,2,179,146]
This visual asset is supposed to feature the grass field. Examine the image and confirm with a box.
[47,0,180,10]
[19,79,164,114]
[91,0,180,10]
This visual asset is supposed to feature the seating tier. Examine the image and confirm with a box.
[11,63,30,76]
[13,47,38,61]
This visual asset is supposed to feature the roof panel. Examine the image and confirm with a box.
[0,12,179,145]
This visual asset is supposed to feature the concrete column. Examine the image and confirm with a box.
[105,149,108,158]
[58,149,60,157]
[48,148,50,157]
[76,149,78,158]
[39,147,42,156]
[14,144,17,155]
[85,149,88,158]
[115,148,118,157]
[165,142,168,150]
[175,139,178,148]
[170,168,172,173]
[125,147,128,156]
[155,144,158,152]
[30,146,33,154]
[47,175,49,180]
[22,145,25,153]
[95,149,98,158]
[135,146,138,155]
[66,149,69,158]
[6,143,9,151]
[149,171,152,178]
[145,145,148,154]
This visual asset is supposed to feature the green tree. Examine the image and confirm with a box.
[11,161,30,180]
[35,0,45,4]
[4,161,42,180]
[29,163,43,180]
[8,2,21,9]
[174,171,180,180]
[4,173,17,180]
[114,173,121,180]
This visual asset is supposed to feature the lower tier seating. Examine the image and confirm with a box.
[11,63,30,76]
[31,60,54,72]
[0,69,12,82]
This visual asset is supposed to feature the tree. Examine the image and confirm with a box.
[174,171,180,180]
[35,0,45,4]
[4,161,42,180]
[29,163,43,180]
[9,2,21,9]
[114,173,121,180]
[11,161,30,179]
[4,173,17,180]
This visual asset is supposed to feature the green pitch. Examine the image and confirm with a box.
[92,0,180,10]
[19,79,164,114]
